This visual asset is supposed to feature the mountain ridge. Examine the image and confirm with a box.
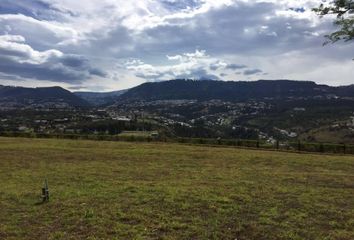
[0,85,90,108]
[1,79,354,108]
[117,79,354,102]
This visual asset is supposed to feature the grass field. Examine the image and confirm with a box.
[0,137,353,240]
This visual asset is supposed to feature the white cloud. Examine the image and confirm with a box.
[0,34,62,64]
[0,14,81,46]
[0,0,353,90]
[122,49,264,81]
[0,34,106,83]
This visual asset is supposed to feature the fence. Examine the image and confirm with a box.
[0,131,353,155]
[173,137,354,155]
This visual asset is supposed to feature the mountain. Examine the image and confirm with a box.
[112,79,354,144]
[1,80,353,110]
[118,79,354,102]
[74,89,128,106]
[336,84,354,96]
[0,85,90,108]
[120,80,348,101]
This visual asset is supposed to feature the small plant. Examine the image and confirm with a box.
[84,209,94,219]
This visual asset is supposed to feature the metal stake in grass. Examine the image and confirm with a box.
[41,179,49,203]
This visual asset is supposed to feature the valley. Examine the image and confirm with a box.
[1,80,354,144]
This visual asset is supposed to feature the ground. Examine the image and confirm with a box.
[0,137,353,240]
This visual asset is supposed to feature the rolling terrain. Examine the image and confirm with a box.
[1,80,354,144]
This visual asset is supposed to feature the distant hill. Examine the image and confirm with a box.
[0,85,89,108]
[74,89,128,106]
[336,85,354,96]
[118,79,354,102]
[2,80,353,109]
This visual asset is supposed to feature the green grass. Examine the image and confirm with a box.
[0,137,353,240]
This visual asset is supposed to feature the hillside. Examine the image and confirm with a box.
[0,137,353,239]
[0,85,90,108]
[0,80,353,144]
[106,80,354,143]
[1,80,353,108]
[118,79,354,102]
[74,89,128,106]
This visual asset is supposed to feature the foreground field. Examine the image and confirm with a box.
[0,138,353,240]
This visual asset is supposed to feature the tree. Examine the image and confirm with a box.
[313,0,354,44]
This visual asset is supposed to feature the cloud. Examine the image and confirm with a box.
[0,0,57,20]
[210,62,247,71]
[209,61,228,70]
[0,0,353,91]
[182,68,220,80]
[226,64,247,70]
[0,34,105,83]
[243,69,263,76]
[123,49,264,81]
[0,14,80,44]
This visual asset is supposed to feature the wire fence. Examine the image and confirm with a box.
[0,131,353,155]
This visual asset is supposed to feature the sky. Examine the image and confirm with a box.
[0,0,353,91]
